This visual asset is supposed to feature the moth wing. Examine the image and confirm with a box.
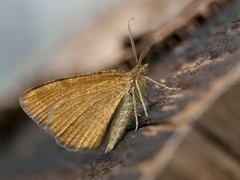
[20,71,132,150]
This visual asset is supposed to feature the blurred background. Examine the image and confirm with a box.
[1,0,212,108]
[0,0,125,108]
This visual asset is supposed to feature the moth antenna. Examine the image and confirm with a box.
[139,39,156,63]
[128,18,139,64]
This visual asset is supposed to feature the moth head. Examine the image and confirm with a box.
[138,64,149,75]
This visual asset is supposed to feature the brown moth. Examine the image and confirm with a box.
[19,19,177,153]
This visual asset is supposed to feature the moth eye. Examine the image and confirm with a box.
[139,67,145,72]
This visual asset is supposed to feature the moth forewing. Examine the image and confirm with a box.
[19,71,132,151]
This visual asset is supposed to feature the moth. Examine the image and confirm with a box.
[19,19,177,153]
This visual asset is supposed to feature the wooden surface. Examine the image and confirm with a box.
[159,80,240,180]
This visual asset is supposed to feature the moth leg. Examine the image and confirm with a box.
[145,76,180,90]
[135,80,148,117]
[131,86,138,131]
